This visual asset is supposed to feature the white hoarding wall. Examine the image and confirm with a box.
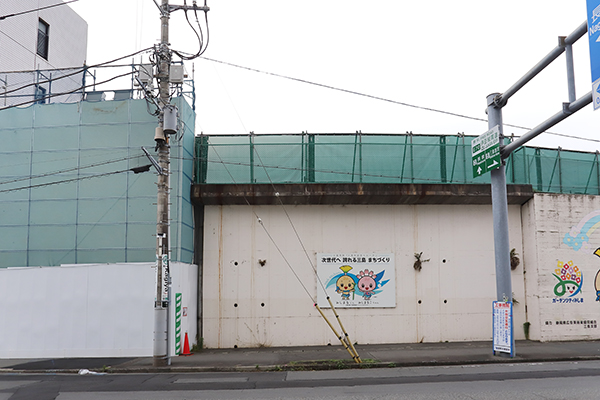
[202,204,527,348]
[522,193,600,341]
[0,262,197,358]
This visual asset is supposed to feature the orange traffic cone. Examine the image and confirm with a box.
[181,332,192,356]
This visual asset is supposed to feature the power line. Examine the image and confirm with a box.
[0,154,145,186]
[0,165,148,194]
[0,69,137,110]
[200,57,599,145]
[0,0,80,21]
[0,30,41,60]
[208,137,363,362]
[172,0,209,60]
[1,48,153,97]
[252,146,330,297]
[208,145,316,302]
[200,56,486,123]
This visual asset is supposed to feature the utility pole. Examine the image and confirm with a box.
[153,0,172,368]
[151,0,210,368]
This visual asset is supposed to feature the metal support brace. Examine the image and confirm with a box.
[494,21,587,108]
[565,40,576,103]
[502,91,592,158]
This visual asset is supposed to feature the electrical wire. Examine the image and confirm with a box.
[197,1,210,56]
[54,176,141,265]
[172,1,209,60]
[0,69,138,110]
[0,30,40,59]
[0,167,141,194]
[200,147,575,184]
[0,154,145,186]
[176,0,203,60]
[1,48,153,97]
[199,57,599,145]
[0,0,79,21]
[252,146,330,297]
[207,138,362,360]
[208,144,316,302]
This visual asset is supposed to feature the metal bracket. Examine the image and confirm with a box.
[493,93,507,109]
[169,4,210,12]
[562,102,574,116]
[152,0,168,16]
[142,146,167,175]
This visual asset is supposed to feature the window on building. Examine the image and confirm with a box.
[37,19,49,60]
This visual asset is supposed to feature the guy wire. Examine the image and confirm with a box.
[251,145,362,362]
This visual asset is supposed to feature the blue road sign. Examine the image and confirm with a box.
[587,0,600,110]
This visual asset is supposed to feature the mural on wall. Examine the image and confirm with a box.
[563,210,600,253]
[563,211,600,304]
[596,270,600,302]
[552,260,583,303]
[317,253,395,308]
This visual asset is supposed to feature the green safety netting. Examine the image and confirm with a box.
[0,98,195,268]
[195,133,600,195]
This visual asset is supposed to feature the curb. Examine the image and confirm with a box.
[2,355,600,375]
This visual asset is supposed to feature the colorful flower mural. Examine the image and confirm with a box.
[553,260,583,298]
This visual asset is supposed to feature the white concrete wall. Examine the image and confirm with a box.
[0,0,87,106]
[170,261,199,355]
[522,193,600,342]
[0,262,197,358]
[0,0,88,71]
[202,204,526,348]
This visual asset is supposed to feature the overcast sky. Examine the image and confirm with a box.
[69,0,597,152]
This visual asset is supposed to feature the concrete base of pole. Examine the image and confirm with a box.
[153,307,168,367]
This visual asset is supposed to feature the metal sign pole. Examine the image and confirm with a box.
[486,93,514,357]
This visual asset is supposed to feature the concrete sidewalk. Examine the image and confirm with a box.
[2,340,600,373]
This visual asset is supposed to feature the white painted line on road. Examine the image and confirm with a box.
[174,377,248,384]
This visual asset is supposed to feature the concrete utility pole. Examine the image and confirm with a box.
[151,0,210,368]
[153,0,171,368]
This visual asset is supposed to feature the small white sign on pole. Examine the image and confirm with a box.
[317,253,395,308]
[492,301,514,357]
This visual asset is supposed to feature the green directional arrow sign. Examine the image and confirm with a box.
[472,125,501,178]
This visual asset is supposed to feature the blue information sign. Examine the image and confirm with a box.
[587,0,600,110]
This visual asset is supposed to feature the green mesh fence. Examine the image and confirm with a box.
[195,133,600,195]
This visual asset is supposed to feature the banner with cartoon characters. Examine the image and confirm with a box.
[317,253,395,308]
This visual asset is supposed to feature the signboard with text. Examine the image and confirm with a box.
[472,125,501,178]
[317,253,395,308]
[587,0,600,110]
[492,301,514,357]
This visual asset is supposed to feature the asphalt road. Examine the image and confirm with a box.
[2,360,600,399]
